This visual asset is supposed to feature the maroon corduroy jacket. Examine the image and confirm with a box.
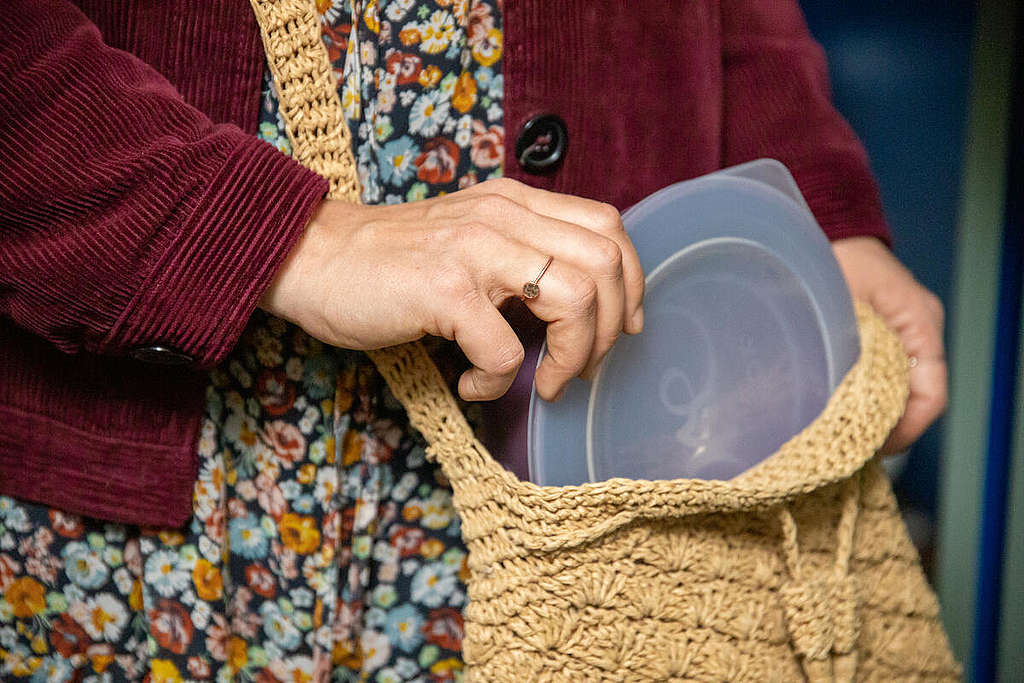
[0,0,890,527]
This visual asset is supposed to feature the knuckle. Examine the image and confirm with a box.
[481,177,521,196]
[432,267,477,305]
[475,195,525,225]
[595,329,620,353]
[458,220,494,244]
[567,274,599,314]
[593,202,623,231]
[591,237,624,277]
[474,192,517,216]
[489,342,525,377]
[926,293,945,323]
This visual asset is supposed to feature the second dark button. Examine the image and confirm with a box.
[514,114,568,174]
[129,345,195,366]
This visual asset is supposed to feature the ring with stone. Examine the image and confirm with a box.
[522,256,554,299]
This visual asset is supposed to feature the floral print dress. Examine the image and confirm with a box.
[0,1,503,681]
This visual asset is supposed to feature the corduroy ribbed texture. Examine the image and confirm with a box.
[500,0,892,247]
[0,0,328,524]
[719,0,889,243]
[258,4,960,679]
[74,0,267,135]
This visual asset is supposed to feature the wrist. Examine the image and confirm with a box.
[259,200,332,323]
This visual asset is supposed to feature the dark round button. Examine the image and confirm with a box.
[514,114,568,174]
[129,345,195,366]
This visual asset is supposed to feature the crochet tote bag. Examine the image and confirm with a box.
[250,2,962,680]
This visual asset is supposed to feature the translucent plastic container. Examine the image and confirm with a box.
[527,159,860,486]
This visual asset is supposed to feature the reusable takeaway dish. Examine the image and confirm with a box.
[528,159,862,485]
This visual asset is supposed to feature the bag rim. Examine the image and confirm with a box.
[368,302,909,552]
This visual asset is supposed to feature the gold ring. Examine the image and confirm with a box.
[522,256,554,299]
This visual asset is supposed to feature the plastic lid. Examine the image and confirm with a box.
[527,159,860,486]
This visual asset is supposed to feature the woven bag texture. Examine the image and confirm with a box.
[250,2,962,680]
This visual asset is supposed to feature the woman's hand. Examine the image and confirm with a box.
[831,236,947,453]
[259,178,645,402]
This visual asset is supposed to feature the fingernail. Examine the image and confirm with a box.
[629,307,644,334]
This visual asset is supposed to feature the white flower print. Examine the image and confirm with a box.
[398,88,418,107]
[385,0,415,21]
[69,593,129,641]
[360,629,392,672]
[455,114,473,147]
[420,488,455,530]
[410,563,456,608]
[408,89,450,137]
[144,549,189,598]
[421,10,456,54]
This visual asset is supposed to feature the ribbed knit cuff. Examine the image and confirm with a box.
[101,134,330,367]
[785,156,893,247]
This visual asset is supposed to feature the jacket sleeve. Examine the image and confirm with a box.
[0,0,330,367]
[720,0,891,244]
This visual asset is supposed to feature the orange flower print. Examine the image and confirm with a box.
[278,513,322,555]
[228,635,249,672]
[245,563,277,599]
[298,462,318,485]
[389,526,425,558]
[451,72,477,114]
[423,607,464,652]
[49,613,91,658]
[417,65,442,89]
[398,25,422,46]
[262,420,307,468]
[341,429,363,466]
[415,138,459,184]
[48,509,84,538]
[467,1,494,45]
[256,369,297,417]
[469,121,503,168]
[386,52,423,86]
[4,576,46,618]
[363,0,380,34]
[192,558,223,602]
[87,643,116,673]
[471,27,502,67]
[420,538,444,560]
[148,599,195,655]
[0,553,19,592]
[430,657,464,682]
[150,658,184,683]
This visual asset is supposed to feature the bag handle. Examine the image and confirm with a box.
[250,1,911,553]
[250,0,361,202]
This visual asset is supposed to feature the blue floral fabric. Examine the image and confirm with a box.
[0,1,502,681]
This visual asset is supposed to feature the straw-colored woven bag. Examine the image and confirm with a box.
[249,2,962,680]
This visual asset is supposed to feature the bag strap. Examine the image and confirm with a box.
[248,0,509,478]
[249,0,361,202]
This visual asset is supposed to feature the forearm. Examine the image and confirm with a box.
[0,0,329,366]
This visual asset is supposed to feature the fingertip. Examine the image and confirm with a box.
[457,369,511,402]
[534,372,566,403]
